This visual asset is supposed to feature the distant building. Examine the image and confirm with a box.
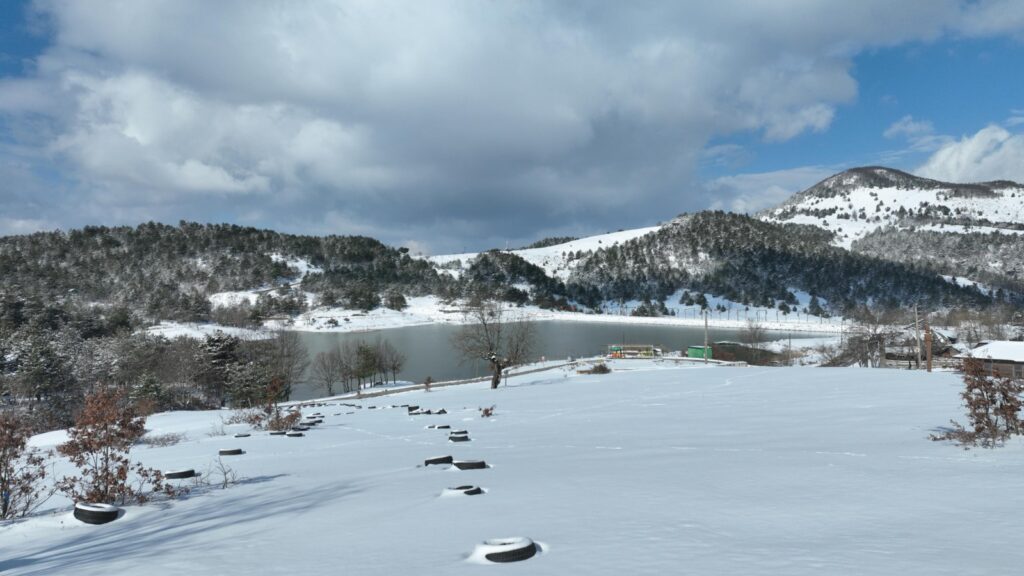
[955,341,1024,379]
[607,344,659,359]
[686,345,712,360]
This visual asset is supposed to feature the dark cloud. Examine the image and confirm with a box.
[0,1,1021,252]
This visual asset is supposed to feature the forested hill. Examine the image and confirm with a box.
[567,211,996,312]
[0,207,1014,336]
[0,222,448,324]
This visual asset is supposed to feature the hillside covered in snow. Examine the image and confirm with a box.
[760,167,1024,292]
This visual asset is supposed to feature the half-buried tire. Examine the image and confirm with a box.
[470,537,538,563]
[73,502,121,525]
[453,485,484,496]
[453,460,487,470]
[449,435,471,442]
[269,431,286,436]
[286,431,305,437]
[219,448,244,456]
[449,429,468,435]
[424,455,454,466]
[164,469,196,480]
[234,433,251,438]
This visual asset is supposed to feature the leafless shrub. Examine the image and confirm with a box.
[579,363,611,375]
[479,405,496,418]
[208,457,238,489]
[227,408,266,429]
[815,343,842,366]
[137,432,186,448]
[207,417,227,438]
[267,409,301,432]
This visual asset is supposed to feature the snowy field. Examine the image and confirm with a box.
[5,362,1023,575]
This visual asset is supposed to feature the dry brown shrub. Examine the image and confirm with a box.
[0,412,55,519]
[56,388,176,504]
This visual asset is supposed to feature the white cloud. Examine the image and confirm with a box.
[0,1,1021,249]
[880,115,955,159]
[0,217,60,236]
[916,124,1024,183]
[706,166,837,214]
[884,115,934,139]
[957,0,1024,37]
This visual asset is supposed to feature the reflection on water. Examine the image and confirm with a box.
[289,321,822,400]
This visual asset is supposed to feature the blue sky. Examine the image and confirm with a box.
[1,1,1023,252]
[702,37,1024,178]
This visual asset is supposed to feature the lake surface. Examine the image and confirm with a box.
[290,321,824,400]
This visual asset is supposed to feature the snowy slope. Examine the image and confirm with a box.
[761,167,1024,249]
[429,226,662,280]
[208,254,322,309]
[6,363,1024,575]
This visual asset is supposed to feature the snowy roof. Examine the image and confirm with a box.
[956,341,1024,363]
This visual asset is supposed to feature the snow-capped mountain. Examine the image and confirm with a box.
[760,166,1024,249]
[758,167,1024,291]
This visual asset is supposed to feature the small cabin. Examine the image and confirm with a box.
[956,341,1024,379]
[686,345,712,360]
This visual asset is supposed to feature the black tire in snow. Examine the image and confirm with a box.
[424,455,454,466]
[448,435,471,442]
[219,448,244,456]
[452,485,484,495]
[477,537,538,563]
[453,460,487,470]
[73,502,121,525]
[164,469,196,480]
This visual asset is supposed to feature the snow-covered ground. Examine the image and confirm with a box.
[207,254,322,310]
[143,321,268,340]
[150,294,845,340]
[5,362,1023,575]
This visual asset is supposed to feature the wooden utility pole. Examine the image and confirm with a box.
[925,319,933,373]
[703,309,709,364]
[914,304,922,369]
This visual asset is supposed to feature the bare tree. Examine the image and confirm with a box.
[339,341,358,393]
[451,301,535,389]
[378,340,406,384]
[311,346,345,396]
[266,331,310,400]
[739,319,765,363]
